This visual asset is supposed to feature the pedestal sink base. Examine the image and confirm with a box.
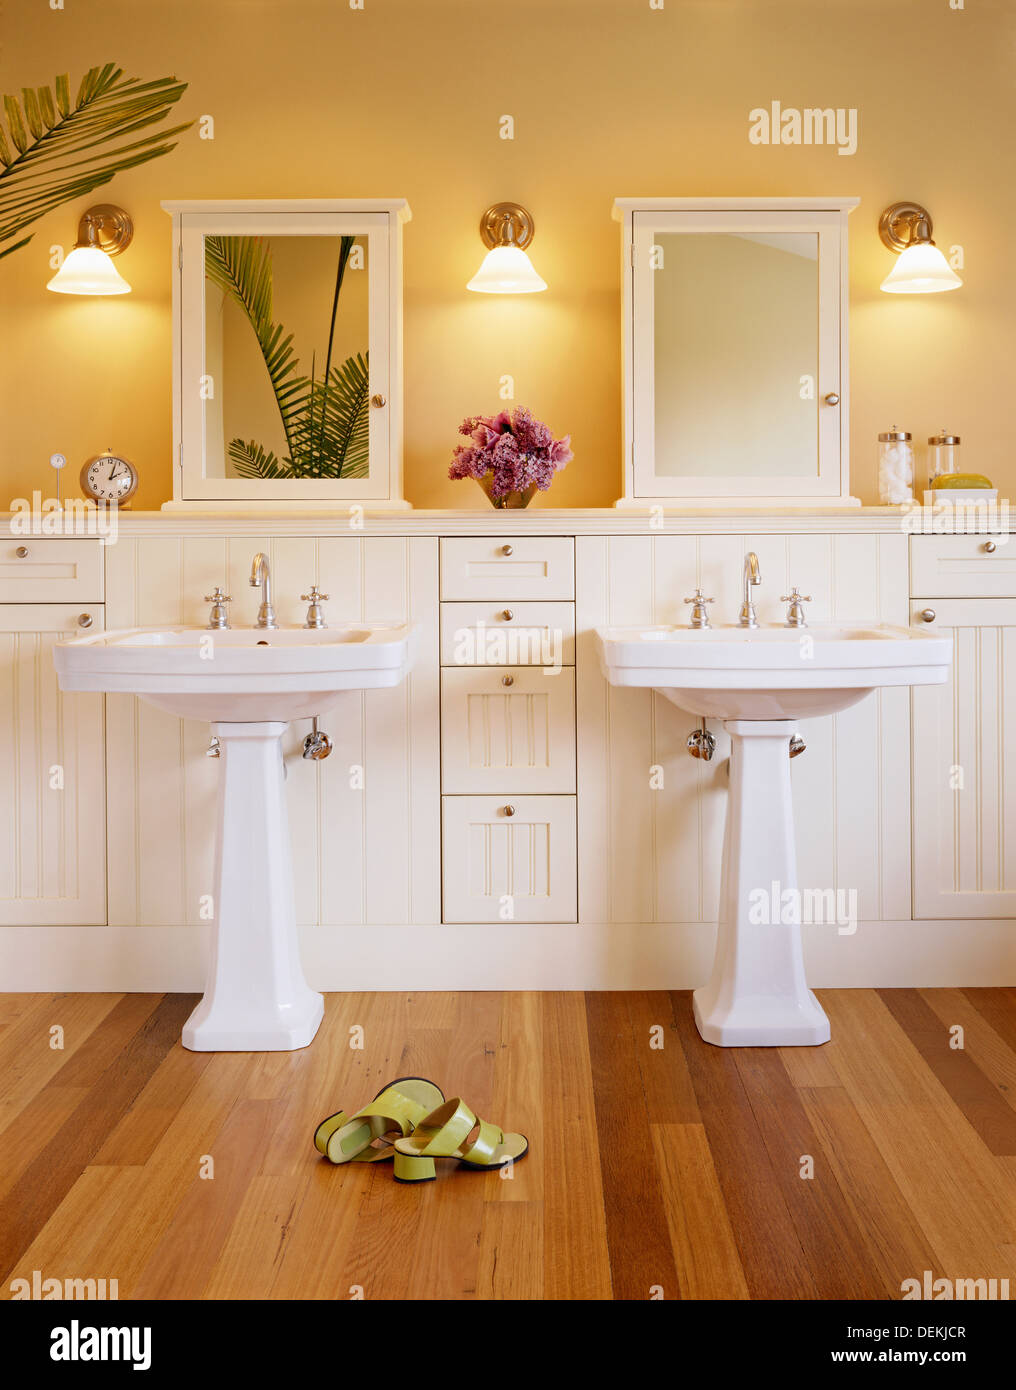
[182,720,324,1054]
[693,989,830,1048]
[694,718,831,1049]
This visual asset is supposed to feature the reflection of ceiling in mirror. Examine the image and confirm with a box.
[727,233,818,261]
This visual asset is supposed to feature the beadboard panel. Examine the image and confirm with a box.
[912,599,1016,917]
[0,605,106,925]
[576,534,912,925]
[103,536,439,927]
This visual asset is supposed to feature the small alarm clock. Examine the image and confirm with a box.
[80,450,139,508]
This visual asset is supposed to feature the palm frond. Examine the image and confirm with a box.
[284,354,370,479]
[227,439,292,480]
[206,235,305,457]
[0,64,190,254]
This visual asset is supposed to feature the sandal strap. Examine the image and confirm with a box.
[416,1098,478,1156]
[349,1087,425,1137]
[459,1117,505,1166]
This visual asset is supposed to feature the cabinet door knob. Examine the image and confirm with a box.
[15,545,29,558]
[369,393,386,408]
[502,674,514,686]
[824,392,840,406]
[77,613,94,629]
[501,608,514,621]
[919,608,936,623]
[501,544,513,556]
[983,541,997,553]
[503,804,516,817]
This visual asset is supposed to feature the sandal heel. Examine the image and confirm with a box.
[393,1152,436,1183]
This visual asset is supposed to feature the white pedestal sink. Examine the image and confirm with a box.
[597,622,951,1046]
[55,623,412,1052]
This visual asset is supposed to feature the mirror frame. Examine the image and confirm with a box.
[162,199,411,511]
[613,197,860,509]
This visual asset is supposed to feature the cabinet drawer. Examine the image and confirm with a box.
[440,602,575,667]
[911,534,1016,598]
[440,537,574,600]
[441,666,575,793]
[441,795,577,923]
[0,539,103,603]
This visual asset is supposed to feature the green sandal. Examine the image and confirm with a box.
[391,1097,529,1183]
[313,1076,445,1165]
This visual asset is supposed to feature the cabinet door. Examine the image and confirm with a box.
[441,795,577,923]
[441,666,576,794]
[912,599,1016,918]
[0,605,106,925]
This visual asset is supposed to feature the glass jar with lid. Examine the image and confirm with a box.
[877,427,914,504]
[927,431,960,486]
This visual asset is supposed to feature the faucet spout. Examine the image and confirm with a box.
[250,552,277,629]
[738,551,761,629]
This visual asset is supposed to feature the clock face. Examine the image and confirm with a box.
[81,453,138,505]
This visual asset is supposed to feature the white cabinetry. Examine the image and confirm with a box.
[0,539,106,926]
[911,536,1016,917]
[439,536,577,922]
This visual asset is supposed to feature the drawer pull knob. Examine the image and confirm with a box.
[983,541,997,553]
[919,608,936,623]
[501,544,513,556]
[824,392,840,406]
[503,804,516,817]
[369,393,386,408]
[501,608,514,621]
[502,674,514,687]
[77,613,93,629]
[15,545,29,558]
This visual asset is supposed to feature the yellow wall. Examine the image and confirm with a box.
[1,0,1012,512]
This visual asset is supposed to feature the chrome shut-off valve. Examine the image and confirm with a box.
[687,719,716,761]
[302,717,333,761]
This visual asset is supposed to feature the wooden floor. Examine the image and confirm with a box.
[0,988,1014,1300]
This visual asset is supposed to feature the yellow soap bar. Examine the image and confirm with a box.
[931,473,993,490]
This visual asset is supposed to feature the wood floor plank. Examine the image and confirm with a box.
[797,1083,942,1297]
[731,1045,887,1297]
[202,1173,313,1300]
[920,988,1016,1117]
[585,991,682,1299]
[0,994,122,1140]
[0,993,193,1284]
[670,991,819,1299]
[962,988,1016,1060]
[627,990,700,1124]
[132,1098,285,1298]
[486,990,543,1203]
[822,991,1016,1279]
[650,1123,749,1300]
[0,1087,88,1203]
[85,1051,258,1296]
[778,1044,841,1090]
[476,1202,544,1299]
[542,993,612,1299]
[878,988,1016,1155]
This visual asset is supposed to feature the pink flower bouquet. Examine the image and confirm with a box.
[449,407,572,508]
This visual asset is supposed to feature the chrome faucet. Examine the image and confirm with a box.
[738,551,761,628]
[249,552,277,629]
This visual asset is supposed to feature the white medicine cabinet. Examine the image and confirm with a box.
[162,199,411,510]
[614,197,859,508]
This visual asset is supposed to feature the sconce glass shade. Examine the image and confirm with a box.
[880,241,962,294]
[467,244,547,294]
[47,245,132,296]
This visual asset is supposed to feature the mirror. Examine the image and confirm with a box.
[652,232,818,479]
[617,199,858,506]
[204,234,370,482]
[164,201,410,509]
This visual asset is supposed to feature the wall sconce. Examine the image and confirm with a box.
[467,202,547,294]
[878,201,962,294]
[46,204,133,296]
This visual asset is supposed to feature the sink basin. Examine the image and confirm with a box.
[54,622,411,722]
[596,621,952,720]
[596,619,951,1048]
[54,621,413,1054]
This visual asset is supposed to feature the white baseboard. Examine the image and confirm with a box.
[0,919,1013,992]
